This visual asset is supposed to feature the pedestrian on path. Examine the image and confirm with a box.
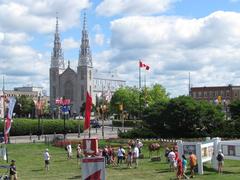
[44,149,51,171]
[9,160,17,180]
[216,150,224,174]
[67,143,72,159]
[132,144,139,168]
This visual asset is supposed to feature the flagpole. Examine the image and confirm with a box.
[89,127,91,138]
[139,60,142,120]
[144,69,146,107]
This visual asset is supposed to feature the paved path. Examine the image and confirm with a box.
[8,126,131,144]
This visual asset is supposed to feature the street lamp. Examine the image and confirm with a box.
[35,96,44,140]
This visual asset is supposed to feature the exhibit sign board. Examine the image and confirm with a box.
[82,157,105,180]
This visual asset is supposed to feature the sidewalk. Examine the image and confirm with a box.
[8,126,129,144]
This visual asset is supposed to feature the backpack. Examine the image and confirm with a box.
[217,154,223,161]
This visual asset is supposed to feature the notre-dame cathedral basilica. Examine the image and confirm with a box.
[49,14,125,114]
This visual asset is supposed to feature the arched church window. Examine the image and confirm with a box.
[89,70,92,80]
[81,85,84,101]
[81,69,84,80]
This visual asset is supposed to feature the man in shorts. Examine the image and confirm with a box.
[44,149,51,171]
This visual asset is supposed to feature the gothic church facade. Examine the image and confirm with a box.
[49,15,93,114]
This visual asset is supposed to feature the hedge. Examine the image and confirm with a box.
[112,120,143,127]
[0,118,83,136]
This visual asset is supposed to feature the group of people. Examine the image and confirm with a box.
[43,143,83,172]
[101,139,143,168]
[165,147,225,179]
[165,147,198,179]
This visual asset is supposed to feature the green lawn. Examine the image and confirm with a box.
[0,143,239,180]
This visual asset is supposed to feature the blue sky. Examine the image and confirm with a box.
[1,0,240,97]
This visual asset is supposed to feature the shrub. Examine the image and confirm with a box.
[0,118,83,136]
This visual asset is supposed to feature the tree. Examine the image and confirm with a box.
[229,100,240,120]
[143,96,224,138]
[14,95,35,118]
[110,84,169,119]
[110,87,139,119]
[144,84,169,107]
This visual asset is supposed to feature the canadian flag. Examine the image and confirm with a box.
[139,60,150,70]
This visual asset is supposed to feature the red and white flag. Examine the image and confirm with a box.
[4,97,16,144]
[84,92,92,130]
[139,60,150,70]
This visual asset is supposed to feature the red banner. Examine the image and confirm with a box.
[84,92,92,130]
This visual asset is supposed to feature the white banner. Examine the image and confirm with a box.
[82,157,105,180]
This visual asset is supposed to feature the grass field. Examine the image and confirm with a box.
[0,142,239,180]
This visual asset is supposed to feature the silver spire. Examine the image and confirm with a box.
[51,13,65,70]
[78,12,93,67]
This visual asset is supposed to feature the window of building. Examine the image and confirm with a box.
[81,69,84,80]
[204,91,207,97]
[89,70,91,80]
[221,90,225,97]
[226,90,230,97]
[198,91,202,97]
[235,92,238,97]
[192,92,196,98]
[81,86,84,101]
[90,85,92,96]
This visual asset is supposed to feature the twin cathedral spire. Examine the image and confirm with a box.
[51,12,92,69]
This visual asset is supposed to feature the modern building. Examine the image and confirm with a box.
[49,14,125,114]
[190,85,240,104]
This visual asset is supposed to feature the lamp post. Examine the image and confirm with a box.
[35,96,43,140]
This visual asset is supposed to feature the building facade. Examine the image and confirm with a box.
[190,85,240,104]
[49,14,125,114]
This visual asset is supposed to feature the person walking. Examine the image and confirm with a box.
[117,145,125,165]
[133,144,139,168]
[189,152,197,178]
[127,146,133,168]
[67,143,72,159]
[176,158,183,180]
[216,150,224,174]
[76,144,82,166]
[102,146,109,165]
[168,149,176,171]
[182,155,190,179]
[44,149,51,171]
[136,139,143,154]
[9,160,17,180]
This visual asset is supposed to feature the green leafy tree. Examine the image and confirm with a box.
[110,87,139,119]
[110,84,169,119]
[143,96,224,138]
[229,100,240,120]
[14,95,35,117]
[144,84,169,107]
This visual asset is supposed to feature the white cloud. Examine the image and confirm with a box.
[104,11,240,96]
[94,33,105,46]
[62,37,79,50]
[96,0,177,16]
[0,0,91,33]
